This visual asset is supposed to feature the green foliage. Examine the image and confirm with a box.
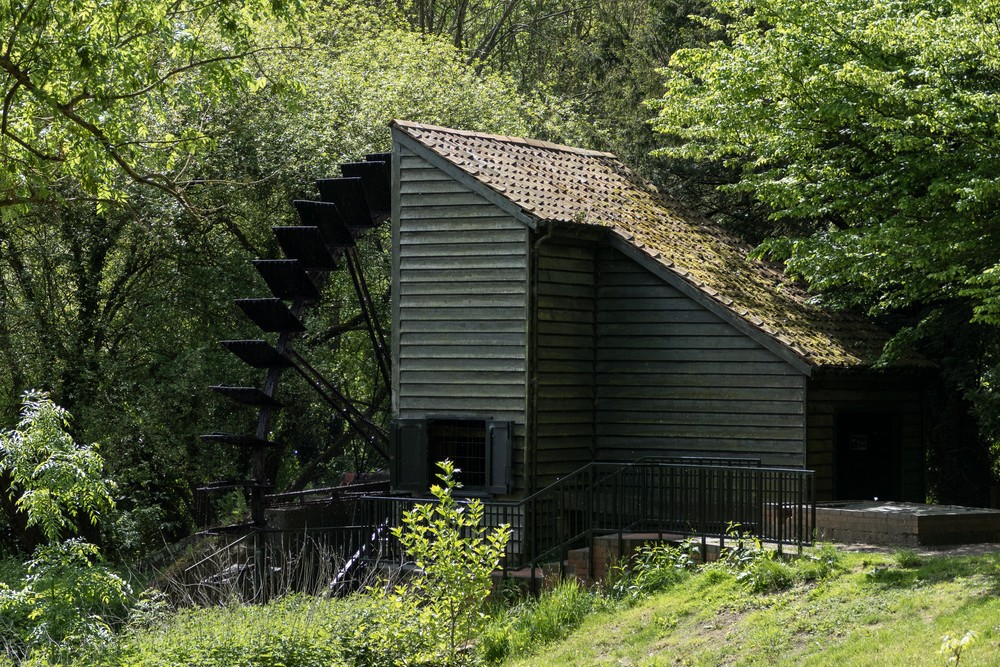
[0,393,133,664]
[609,540,700,602]
[0,0,303,210]
[0,539,130,663]
[652,0,1000,495]
[795,543,842,583]
[343,588,432,667]
[740,557,795,595]
[654,0,1000,314]
[394,0,722,185]
[0,0,550,552]
[385,460,511,666]
[894,549,924,569]
[343,461,510,666]
[0,391,115,545]
[479,578,603,664]
[722,539,842,593]
[99,595,351,667]
[716,527,795,594]
[940,630,978,666]
[491,550,1000,666]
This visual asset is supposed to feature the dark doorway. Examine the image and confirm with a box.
[835,412,902,500]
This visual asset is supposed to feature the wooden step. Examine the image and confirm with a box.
[253,259,320,301]
[235,298,305,333]
[220,339,292,369]
[272,226,339,270]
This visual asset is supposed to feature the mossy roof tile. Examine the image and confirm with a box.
[393,120,897,368]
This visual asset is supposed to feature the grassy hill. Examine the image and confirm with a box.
[505,546,1000,666]
[5,540,999,666]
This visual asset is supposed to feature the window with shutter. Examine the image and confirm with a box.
[392,418,512,494]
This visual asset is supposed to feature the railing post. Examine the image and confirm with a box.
[589,466,596,580]
[798,471,805,554]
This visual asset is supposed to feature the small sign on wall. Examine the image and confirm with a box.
[849,434,868,452]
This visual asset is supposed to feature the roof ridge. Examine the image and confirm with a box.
[391,119,617,159]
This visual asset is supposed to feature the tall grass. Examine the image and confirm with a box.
[479,578,606,663]
[89,595,353,667]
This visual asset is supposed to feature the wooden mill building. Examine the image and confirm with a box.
[388,120,931,504]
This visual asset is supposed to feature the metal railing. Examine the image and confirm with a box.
[361,460,815,573]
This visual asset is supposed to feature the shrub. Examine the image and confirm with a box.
[718,525,794,594]
[0,539,130,662]
[348,460,510,666]
[894,549,923,569]
[740,558,795,594]
[343,585,435,667]
[795,544,842,582]
[0,392,130,664]
[609,540,700,603]
[97,596,350,667]
[0,391,115,546]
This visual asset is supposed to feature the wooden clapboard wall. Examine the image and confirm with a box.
[593,246,808,467]
[392,145,528,492]
[534,241,597,489]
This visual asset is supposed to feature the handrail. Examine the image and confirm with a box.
[361,460,816,576]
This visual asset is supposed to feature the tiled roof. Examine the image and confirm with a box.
[392,120,895,368]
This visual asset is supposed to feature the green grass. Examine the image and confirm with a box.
[27,595,356,667]
[9,545,1000,667]
[505,548,1000,666]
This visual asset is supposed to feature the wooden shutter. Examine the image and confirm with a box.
[487,419,512,494]
[393,419,428,492]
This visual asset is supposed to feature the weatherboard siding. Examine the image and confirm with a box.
[593,247,807,467]
[393,147,528,492]
[534,241,597,489]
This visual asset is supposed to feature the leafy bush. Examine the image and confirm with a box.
[609,540,700,603]
[740,558,795,594]
[0,539,130,662]
[0,393,131,664]
[348,460,510,666]
[718,526,795,594]
[940,630,978,666]
[795,544,842,582]
[94,596,351,667]
[342,587,433,667]
[894,549,923,569]
[0,391,116,546]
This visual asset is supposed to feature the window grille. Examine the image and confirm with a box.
[428,419,487,487]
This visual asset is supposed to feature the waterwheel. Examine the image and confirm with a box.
[198,153,393,534]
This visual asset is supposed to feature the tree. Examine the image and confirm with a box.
[0,392,129,663]
[350,461,510,666]
[391,0,722,183]
[652,0,1000,500]
[0,1,552,552]
[0,0,302,212]
[0,391,114,550]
